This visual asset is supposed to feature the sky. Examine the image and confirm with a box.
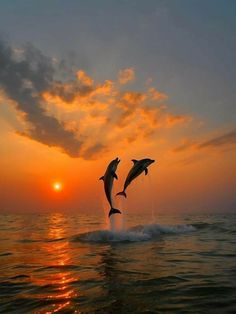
[0,0,235,214]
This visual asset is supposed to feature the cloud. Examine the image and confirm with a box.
[174,129,236,153]
[82,143,107,160]
[198,130,236,149]
[118,68,135,85]
[76,70,94,87]
[0,39,192,159]
[148,87,168,101]
[0,39,82,157]
[173,140,195,153]
[165,114,192,127]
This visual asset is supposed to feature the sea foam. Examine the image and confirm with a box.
[73,223,196,243]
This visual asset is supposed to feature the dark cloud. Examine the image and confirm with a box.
[198,129,236,149]
[0,39,82,157]
[82,143,106,160]
[49,80,93,103]
[174,129,236,153]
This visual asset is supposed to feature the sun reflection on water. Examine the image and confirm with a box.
[34,213,78,313]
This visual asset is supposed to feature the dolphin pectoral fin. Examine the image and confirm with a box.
[99,176,104,181]
[145,168,148,175]
[112,172,118,180]
[132,159,138,164]
[109,208,121,217]
[116,191,127,198]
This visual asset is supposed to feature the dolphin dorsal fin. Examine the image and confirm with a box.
[132,159,138,164]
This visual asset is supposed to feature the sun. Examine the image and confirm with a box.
[53,182,63,192]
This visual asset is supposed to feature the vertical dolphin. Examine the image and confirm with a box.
[116,158,155,198]
[99,157,121,217]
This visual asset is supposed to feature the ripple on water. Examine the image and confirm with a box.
[0,213,235,313]
[0,252,13,257]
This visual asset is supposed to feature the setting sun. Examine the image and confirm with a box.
[53,182,63,192]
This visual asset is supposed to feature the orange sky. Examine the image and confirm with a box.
[0,65,235,214]
[0,30,236,214]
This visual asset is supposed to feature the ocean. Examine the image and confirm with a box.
[0,212,235,313]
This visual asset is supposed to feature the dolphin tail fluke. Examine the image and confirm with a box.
[116,191,127,198]
[108,208,121,217]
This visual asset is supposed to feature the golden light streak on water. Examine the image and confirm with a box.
[34,213,79,313]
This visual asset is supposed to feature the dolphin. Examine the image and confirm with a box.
[99,157,121,217]
[116,158,155,198]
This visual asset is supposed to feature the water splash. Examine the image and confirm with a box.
[74,223,196,243]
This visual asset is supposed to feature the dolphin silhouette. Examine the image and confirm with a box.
[116,158,155,198]
[99,157,121,217]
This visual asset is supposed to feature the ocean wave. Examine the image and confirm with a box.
[17,237,66,243]
[71,223,196,243]
[0,252,13,257]
[192,222,232,233]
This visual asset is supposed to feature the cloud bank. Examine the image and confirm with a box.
[0,40,191,159]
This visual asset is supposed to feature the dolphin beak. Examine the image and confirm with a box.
[152,159,155,163]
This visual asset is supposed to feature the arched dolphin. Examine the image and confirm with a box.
[99,157,121,217]
[116,158,155,198]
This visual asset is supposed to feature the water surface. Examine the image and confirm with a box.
[0,213,235,313]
